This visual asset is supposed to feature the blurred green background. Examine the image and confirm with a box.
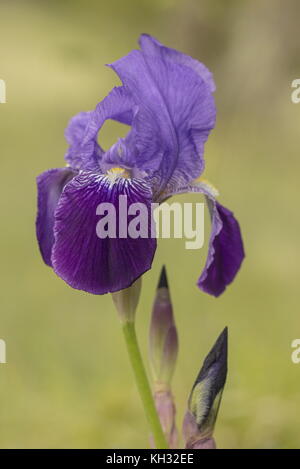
[0,0,299,449]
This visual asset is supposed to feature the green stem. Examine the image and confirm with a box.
[122,320,168,449]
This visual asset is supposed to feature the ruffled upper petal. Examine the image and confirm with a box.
[109,46,216,196]
[164,181,244,296]
[52,172,156,294]
[76,86,136,172]
[63,36,215,197]
[64,87,134,172]
[64,36,215,197]
[85,86,135,142]
[139,34,216,93]
[36,168,76,267]
[64,111,102,171]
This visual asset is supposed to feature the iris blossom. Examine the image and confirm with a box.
[36,34,244,296]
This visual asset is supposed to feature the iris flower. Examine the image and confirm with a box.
[36,34,244,296]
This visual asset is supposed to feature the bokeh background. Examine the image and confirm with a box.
[0,0,299,449]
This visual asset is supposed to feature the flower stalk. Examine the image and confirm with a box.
[112,279,168,449]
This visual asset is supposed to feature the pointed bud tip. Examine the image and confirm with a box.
[195,326,228,387]
[221,326,228,341]
[157,265,168,289]
[186,327,228,439]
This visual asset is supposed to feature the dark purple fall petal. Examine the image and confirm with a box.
[164,181,244,296]
[199,200,245,297]
[51,172,156,294]
[36,168,75,267]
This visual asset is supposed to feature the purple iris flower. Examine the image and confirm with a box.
[36,34,244,296]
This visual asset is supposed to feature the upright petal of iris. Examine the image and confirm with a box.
[107,42,216,195]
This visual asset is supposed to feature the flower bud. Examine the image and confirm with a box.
[182,327,228,449]
[149,266,179,448]
[149,266,178,384]
[112,277,142,323]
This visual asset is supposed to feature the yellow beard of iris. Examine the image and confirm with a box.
[106,167,131,184]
